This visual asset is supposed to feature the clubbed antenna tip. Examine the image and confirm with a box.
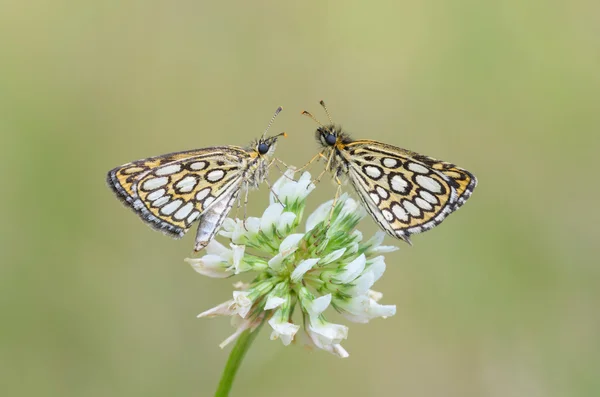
[262,106,283,138]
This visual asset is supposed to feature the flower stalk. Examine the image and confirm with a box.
[214,318,266,397]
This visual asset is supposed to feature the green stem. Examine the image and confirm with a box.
[214,319,265,397]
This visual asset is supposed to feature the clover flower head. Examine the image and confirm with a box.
[187,169,398,357]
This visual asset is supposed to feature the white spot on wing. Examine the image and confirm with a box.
[196,188,211,201]
[147,189,165,201]
[390,174,409,194]
[123,167,144,175]
[203,196,215,208]
[369,192,380,205]
[364,166,382,179]
[382,209,394,222]
[391,203,408,221]
[420,190,438,204]
[160,199,183,215]
[383,158,399,168]
[207,169,225,182]
[415,197,433,211]
[174,202,194,220]
[376,186,389,199]
[407,162,429,174]
[142,177,168,191]
[190,161,207,170]
[152,195,170,207]
[187,211,200,223]
[416,175,442,193]
[403,200,421,217]
[155,164,182,176]
[175,176,198,193]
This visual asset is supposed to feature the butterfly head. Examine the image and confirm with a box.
[254,132,287,157]
[303,101,350,149]
[315,124,353,150]
[316,125,340,147]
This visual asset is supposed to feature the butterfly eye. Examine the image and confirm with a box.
[258,142,270,154]
[325,133,337,146]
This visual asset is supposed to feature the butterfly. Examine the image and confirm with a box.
[107,107,286,251]
[301,101,477,245]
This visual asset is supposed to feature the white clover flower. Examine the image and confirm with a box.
[187,169,397,358]
[184,241,246,278]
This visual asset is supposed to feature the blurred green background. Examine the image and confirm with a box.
[2,1,599,396]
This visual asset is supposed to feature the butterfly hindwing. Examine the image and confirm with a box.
[194,188,240,251]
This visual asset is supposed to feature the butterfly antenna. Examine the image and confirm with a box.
[262,106,283,139]
[301,110,324,127]
[319,100,333,124]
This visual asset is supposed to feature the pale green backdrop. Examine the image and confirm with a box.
[1,1,599,396]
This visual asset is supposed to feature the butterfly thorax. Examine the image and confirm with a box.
[242,152,269,189]
[243,138,278,189]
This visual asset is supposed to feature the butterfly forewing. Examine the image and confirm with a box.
[107,147,249,238]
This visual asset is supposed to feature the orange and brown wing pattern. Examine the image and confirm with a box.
[107,147,249,238]
[411,153,477,210]
[340,140,476,243]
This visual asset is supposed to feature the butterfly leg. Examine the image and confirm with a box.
[327,176,343,226]
[242,186,250,231]
[294,151,324,173]
[264,178,285,207]
[311,151,334,187]
[271,158,296,181]
[274,157,290,168]
[262,160,286,204]
[234,185,243,219]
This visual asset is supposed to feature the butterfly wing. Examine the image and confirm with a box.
[194,188,239,251]
[107,146,249,238]
[409,153,477,211]
[340,140,477,243]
